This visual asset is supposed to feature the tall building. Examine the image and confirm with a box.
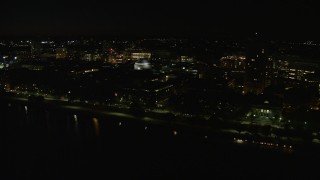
[244,33,273,94]
[220,54,246,93]
[56,48,67,59]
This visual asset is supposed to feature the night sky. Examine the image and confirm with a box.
[0,0,319,39]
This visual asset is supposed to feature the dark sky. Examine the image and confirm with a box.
[0,0,319,39]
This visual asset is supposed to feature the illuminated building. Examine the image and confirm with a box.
[246,98,283,125]
[249,105,282,121]
[108,54,123,64]
[123,50,151,60]
[244,34,273,94]
[220,55,246,71]
[132,52,151,60]
[92,53,102,61]
[56,48,67,59]
[82,54,92,61]
[82,53,102,61]
[36,40,56,59]
[220,55,246,93]
[134,59,151,70]
[280,62,318,82]
[180,56,194,63]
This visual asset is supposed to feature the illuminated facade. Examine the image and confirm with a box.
[82,53,102,61]
[244,35,273,94]
[123,50,151,60]
[280,62,317,82]
[134,59,151,70]
[249,105,282,121]
[56,48,67,59]
[220,55,246,71]
[131,52,151,60]
[180,56,194,63]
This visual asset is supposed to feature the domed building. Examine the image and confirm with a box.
[134,59,151,70]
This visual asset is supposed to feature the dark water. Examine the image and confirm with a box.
[1,100,320,179]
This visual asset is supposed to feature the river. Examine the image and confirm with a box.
[1,98,320,179]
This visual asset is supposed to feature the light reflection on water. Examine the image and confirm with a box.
[74,116,79,135]
[92,117,100,137]
[2,101,318,179]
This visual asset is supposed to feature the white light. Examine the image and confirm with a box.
[92,118,100,136]
[236,139,244,144]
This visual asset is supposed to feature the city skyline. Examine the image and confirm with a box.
[1,30,320,179]
[2,1,320,179]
